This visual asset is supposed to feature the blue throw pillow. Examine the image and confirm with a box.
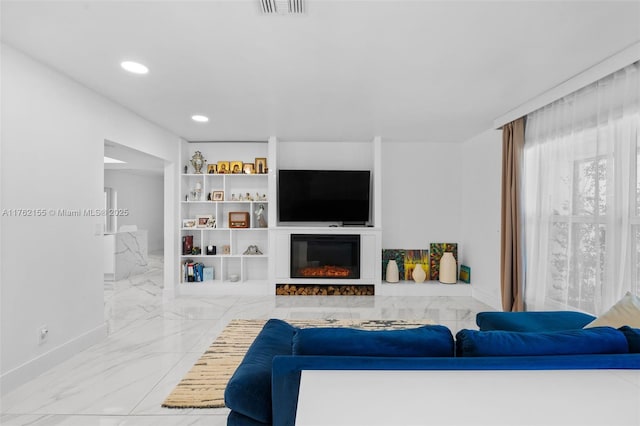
[292,325,454,357]
[618,326,640,353]
[456,327,629,357]
[475,311,596,332]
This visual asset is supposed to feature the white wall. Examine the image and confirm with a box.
[104,170,164,252]
[381,142,463,249]
[0,44,180,393]
[460,129,502,310]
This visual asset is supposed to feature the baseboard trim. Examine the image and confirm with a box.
[472,288,502,312]
[0,323,108,395]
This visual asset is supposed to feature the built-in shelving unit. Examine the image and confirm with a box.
[178,141,271,295]
[174,137,466,297]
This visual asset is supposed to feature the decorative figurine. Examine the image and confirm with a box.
[190,151,205,174]
[255,204,267,228]
[243,245,263,255]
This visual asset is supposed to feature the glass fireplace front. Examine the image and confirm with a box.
[290,234,360,279]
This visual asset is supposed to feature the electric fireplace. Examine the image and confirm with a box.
[290,234,360,279]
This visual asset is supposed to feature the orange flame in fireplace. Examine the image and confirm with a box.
[298,266,351,277]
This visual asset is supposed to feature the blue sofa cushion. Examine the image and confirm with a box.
[226,410,269,426]
[292,325,454,357]
[619,326,640,353]
[476,311,596,332]
[456,327,629,357]
[224,319,297,424]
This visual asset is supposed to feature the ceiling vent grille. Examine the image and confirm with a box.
[260,0,304,14]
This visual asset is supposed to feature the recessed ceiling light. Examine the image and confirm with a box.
[120,61,149,75]
[104,156,126,164]
[192,115,209,123]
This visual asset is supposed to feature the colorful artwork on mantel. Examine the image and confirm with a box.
[403,250,429,281]
[429,243,458,281]
[382,249,405,282]
[459,265,471,284]
[382,249,429,282]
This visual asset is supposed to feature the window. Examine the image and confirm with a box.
[523,62,639,314]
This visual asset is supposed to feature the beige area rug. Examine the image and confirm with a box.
[161,318,435,409]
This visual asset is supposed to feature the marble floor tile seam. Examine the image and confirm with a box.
[0,414,230,426]
[125,351,199,416]
[0,413,229,422]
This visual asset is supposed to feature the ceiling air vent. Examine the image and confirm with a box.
[260,0,304,14]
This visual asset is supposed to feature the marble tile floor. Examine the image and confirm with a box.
[1,255,494,426]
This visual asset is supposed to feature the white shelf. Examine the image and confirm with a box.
[181,227,269,231]
[181,200,269,203]
[177,280,272,296]
[377,281,472,297]
[180,254,267,259]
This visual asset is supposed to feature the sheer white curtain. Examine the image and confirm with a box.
[523,62,640,314]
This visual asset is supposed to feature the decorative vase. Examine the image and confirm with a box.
[190,151,205,174]
[412,264,426,283]
[439,252,457,284]
[386,260,399,283]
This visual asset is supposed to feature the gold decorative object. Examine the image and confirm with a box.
[190,151,205,174]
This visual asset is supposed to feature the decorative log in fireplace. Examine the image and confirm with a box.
[276,284,374,296]
[297,265,351,277]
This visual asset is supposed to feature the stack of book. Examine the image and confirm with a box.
[182,261,215,282]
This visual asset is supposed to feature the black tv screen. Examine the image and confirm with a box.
[278,170,371,223]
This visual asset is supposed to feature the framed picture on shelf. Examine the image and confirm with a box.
[230,161,243,174]
[196,215,213,228]
[212,190,224,201]
[255,157,267,174]
[207,164,217,174]
[182,219,196,228]
[243,163,255,174]
[206,217,217,228]
[217,161,230,174]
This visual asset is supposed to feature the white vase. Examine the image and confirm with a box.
[386,260,399,283]
[412,264,426,283]
[439,252,457,284]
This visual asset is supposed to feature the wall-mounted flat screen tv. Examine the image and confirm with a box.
[278,170,371,223]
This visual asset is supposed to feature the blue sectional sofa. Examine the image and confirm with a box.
[224,314,640,426]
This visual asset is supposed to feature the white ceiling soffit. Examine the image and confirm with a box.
[494,41,640,129]
[103,141,165,173]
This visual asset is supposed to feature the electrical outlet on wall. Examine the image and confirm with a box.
[38,325,49,345]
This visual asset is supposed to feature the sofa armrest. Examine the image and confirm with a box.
[272,354,640,426]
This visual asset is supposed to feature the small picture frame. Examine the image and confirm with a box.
[459,265,471,284]
[212,191,224,201]
[182,219,196,228]
[255,157,267,174]
[230,161,243,174]
[206,217,217,228]
[243,163,255,174]
[222,245,231,255]
[207,164,217,174]
[196,215,213,228]
[217,161,230,174]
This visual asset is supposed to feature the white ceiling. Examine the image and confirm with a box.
[2,1,639,143]
[104,140,165,174]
